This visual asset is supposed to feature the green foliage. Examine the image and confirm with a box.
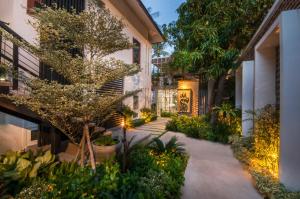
[149,136,185,155]
[1,1,139,145]
[166,111,241,143]
[14,137,188,199]
[94,136,118,146]
[166,115,214,140]
[0,150,57,196]
[231,136,300,199]
[122,147,188,199]
[166,0,273,79]
[161,111,175,117]
[251,105,280,177]
[130,118,145,127]
[141,107,157,123]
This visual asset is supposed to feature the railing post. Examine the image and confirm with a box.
[12,43,19,90]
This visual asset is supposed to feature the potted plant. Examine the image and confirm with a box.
[92,135,121,162]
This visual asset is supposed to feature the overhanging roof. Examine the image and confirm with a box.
[239,0,300,62]
[109,0,164,44]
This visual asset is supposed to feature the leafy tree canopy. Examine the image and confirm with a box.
[166,0,273,79]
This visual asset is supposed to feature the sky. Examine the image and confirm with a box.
[141,0,185,54]
[141,0,185,27]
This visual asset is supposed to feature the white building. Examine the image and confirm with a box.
[0,0,163,153]
[235,0,300,190]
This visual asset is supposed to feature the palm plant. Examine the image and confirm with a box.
[149,136,185,155]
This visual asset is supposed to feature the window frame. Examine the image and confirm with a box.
[132,38,141,65]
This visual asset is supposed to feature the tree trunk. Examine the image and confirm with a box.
[84,124,96,171]
[210,74,226,125]
[77,134,85,166]
[207,79,216,112]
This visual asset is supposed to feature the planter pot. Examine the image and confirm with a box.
[93,141,121,163]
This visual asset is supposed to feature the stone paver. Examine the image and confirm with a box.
[127,118,262,199]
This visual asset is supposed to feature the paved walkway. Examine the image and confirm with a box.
[128,118,262,199]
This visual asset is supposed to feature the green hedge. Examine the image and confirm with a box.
[161,112,175,118]
[165,115,236,142]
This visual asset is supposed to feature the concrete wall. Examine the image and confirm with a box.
[235,67,242,109]
[0,112,38,154]
[242,61,254,136]
[279,9,300,191]
[102,0,153,115]
[178,80,199,116]
[254,47,276,109]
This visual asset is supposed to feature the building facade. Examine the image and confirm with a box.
[0,0,163,154]
[235,0,300,190]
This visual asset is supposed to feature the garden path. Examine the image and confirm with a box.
[128,118,262,199]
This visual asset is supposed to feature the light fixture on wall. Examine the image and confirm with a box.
[275,26,280,34]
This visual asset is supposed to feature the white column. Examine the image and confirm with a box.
[279,9,300,191]
[235,67,242,109]
[254,47,276,109]
[242,61,254,136]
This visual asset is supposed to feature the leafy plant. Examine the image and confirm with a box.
[149,136,185,155]
[94,136,118,146]
[141,107,157,123]
[0,150,57,196]
[161,111,175,117]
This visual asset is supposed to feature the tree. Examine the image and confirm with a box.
[1,1,138,170]
[166,0,273,123]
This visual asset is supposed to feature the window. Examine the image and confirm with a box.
[133,38,141,65]
[133,95,139,110]
[27,0,42,14]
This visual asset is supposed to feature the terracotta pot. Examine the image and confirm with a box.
[93,141,121,162]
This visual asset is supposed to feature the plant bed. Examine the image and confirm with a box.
[93,136,121,162]
[2,137,188,199]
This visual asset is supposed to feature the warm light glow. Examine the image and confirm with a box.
[0,77,6,81]
[121,120,125,127]
[275,26,280,34]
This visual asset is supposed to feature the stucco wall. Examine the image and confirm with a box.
[279,9,300,191]
[100,0,153,115]
[178,80,199,116]
[254,47,276,109]
[235,67,242,109]
[242,61,254,136]
[0,112,38,154]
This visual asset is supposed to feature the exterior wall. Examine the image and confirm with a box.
[254,47,276,109]
[0,111,38,154]
[242,61,254,136]
[102,0,153,116]
[279,9,300,191]
[178,80,199,116]
[235,67,242,109]
[0,0,37,44]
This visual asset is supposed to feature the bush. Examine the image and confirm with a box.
[231,136,300,199]
[161,112,175,117]
[130,118,146,127]
[166,115,213,140]
[15,139,188,199]
[141,107,157,123]
[0,150,57,197]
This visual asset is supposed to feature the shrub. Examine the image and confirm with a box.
[251,105,279,177]
[130,118,146,127]
[94,136,118,146]
[230,105,300,199]
[161,112,175,117]
[231,136,300,199]
[166,115,213,140]
[141,107,157,123]
[0,150,57,196]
